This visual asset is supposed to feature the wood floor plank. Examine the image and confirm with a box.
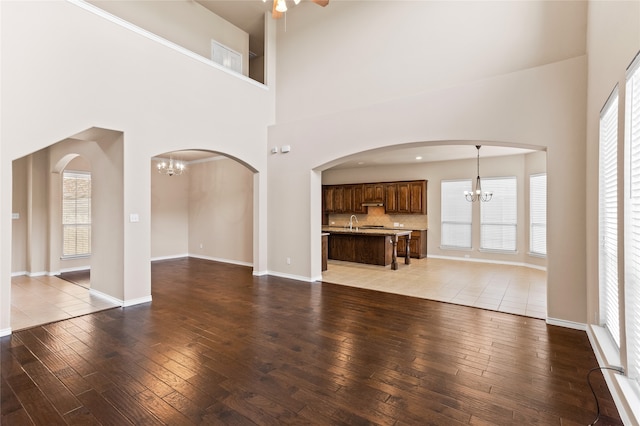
[0,258,624,425]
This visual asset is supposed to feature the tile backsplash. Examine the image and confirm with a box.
[328,206,428,230]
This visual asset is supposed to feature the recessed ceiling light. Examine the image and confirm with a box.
[415,156,423,160]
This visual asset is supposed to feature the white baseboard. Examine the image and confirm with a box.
[0,327,11,337]
[545,316,586,330]
[123,295,152,307]
[266,270,316,283]
[59,266,90,274]
[252,270,269,276]
[11,271,27,277]
[151,254,189,262]
[89,289,123,306]
[427,254,547,271]
[188,253,252,268]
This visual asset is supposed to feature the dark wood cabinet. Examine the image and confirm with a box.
[397,230,427,258]
[363,184,384,204]
[323,180,427,215]
[385,183,398,213]
[397,182,411,213]
[409,180,427,214]
[352,184,366,214]
[328,234,393,266]
[322,234,328,271]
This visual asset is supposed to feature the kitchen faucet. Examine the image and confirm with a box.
[349,215,359,231]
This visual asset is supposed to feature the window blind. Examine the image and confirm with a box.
[625,54,640,385]
[62,171,91,257]
[599,90,620,347]
[480,177,517,251]
[441,180,472,249]
[529,173,547,256]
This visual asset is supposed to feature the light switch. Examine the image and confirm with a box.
[12,213,19,220]
[129,213,140,223]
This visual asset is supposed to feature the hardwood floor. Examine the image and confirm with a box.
[1,258,622,425]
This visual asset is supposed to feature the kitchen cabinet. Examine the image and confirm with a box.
[323,186,335,213]
[322,233,329,271]
[323,180,427,215]
[409,181,427,214]
[397,230,427,258]
[397,182,411,213]
[344,184,365,214]
[326,228,411,269]
[363,184,384,204]
[324,184,365,214]
[385,183,398,213]
[323,185,345,213]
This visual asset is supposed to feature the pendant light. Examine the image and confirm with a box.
[464,145,493,202]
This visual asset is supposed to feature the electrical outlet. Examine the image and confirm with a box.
[200,243,203,249]
[286,257,291,265]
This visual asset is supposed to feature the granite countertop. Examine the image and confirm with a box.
[322,226,412,236]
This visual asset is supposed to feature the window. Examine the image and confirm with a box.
[625,54,640,386]
[480,177,517,252]
[600,90,619,347]
[530,173,547,256]
[211,40,242,74]
[62,171,91,257]
[441,180,472,249]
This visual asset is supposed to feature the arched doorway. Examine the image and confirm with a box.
[316,141,548,319]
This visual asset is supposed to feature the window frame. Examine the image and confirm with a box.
[529,173,547,257]
[62,170,92,259]
[479,176,518,253]
[440,179,473,250]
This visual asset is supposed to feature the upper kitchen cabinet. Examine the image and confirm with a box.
[409,180,427,214]
[344,184,366,214]
[323,180,427,215]
[363,183,385,204]
[323,185,343,213]
[385,180,426,214]
[385,183,398,213]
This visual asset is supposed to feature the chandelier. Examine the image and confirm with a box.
[157,157,185,177]
[265,0,329,18]
[464,145,493,202]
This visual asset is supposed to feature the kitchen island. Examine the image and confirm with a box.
[322,226,412,270]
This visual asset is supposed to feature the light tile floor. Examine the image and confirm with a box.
[321,257,547,319]
[10,275,120,331]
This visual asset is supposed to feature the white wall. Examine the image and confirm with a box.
[267,1,588,326]
[188,158,254,264]
[276,1,587,122]
[151,162,190,259]
[150,156,254,265]
[90,0,250,76]
[0,0,274,333]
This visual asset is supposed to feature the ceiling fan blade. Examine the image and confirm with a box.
[272,1,284,19]
[311,0,329,6]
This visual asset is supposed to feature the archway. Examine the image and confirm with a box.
[9,129,125,331]
[150,149,256,276]
[314,140,548,318]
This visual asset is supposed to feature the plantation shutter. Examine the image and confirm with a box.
[62,171,91,257]
[529,173,547,256]
[441,180,472,249]
[625,54,640,384]
[599,89,620,347]
[480,177,517,251]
